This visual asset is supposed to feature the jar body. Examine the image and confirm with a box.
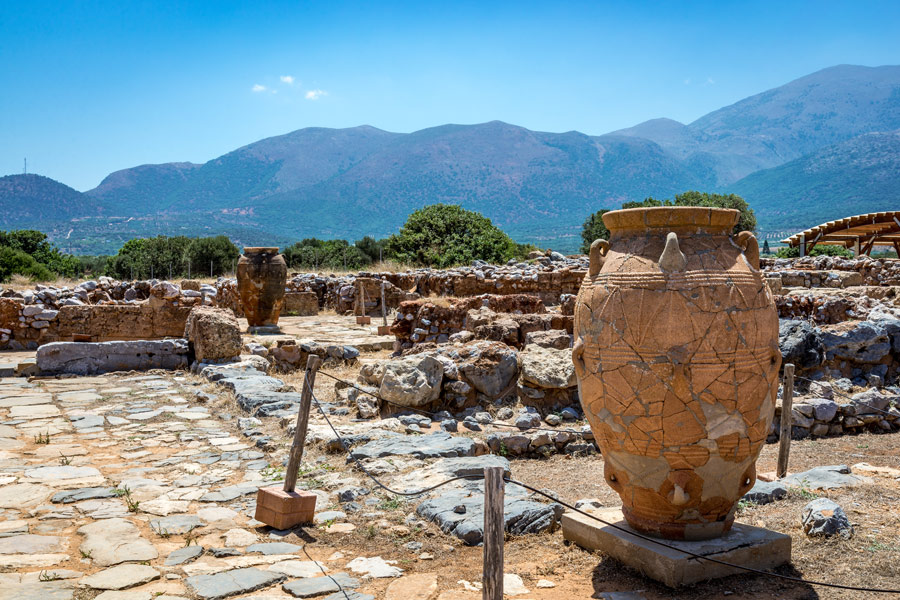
[573,207,781,540]
[237,247,287,327]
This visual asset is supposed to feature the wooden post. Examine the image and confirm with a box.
[777,363,795,479]
[283,355,322,492]
[483,466,505,600]
[381,280,388,326]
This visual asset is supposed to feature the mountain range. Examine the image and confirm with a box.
[2,64,899,255]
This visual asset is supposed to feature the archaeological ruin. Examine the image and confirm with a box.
[2,226,900,598]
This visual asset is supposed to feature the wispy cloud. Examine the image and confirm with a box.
[705,77,715,85]
[280,75,295,85]
[252,84,267,93]
[683,78,691,85]
[305,89,327,100]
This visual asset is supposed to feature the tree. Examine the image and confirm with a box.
[775,245,853,258]
[282,238,371,272]
[186,235,240,277]
[105,235,239,279]
[354,236,386,264]
[580,209,611,254]
[385,204,519,267]
[672,191,756,235]
[762,240,771,255]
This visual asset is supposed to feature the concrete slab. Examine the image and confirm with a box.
[561,508,791,588]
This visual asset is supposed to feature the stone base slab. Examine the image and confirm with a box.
[248,325,282,335]
[36,340,189,375]
[562,508,791,588]
[254,486,316,530]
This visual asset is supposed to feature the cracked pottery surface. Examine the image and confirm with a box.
[573,206,781,540]
[237,248,286,327]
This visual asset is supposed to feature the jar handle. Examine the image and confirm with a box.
[736,231,760,269]
[589,239,610,277]
[572,337,587,379]
[659,232,687,272]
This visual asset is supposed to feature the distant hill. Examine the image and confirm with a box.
[614,64,900,183]
[731,130,900,236]
[0,174,105,226]
[2,64,899,255]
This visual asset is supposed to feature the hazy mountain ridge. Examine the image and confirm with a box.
[730,129,900,235]
[614,64,900,183]
[0,174,105,225]
[3,64,899,254]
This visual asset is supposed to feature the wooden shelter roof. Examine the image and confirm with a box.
[781,212,900,253]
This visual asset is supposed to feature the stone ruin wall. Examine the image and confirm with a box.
[2,254,900,448]
[0,279,208,350]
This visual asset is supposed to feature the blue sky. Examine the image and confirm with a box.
[2,0,898,191]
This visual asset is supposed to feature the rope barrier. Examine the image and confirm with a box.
[793,374,897,418]
[317,369,584,434]
[299,377,900,594]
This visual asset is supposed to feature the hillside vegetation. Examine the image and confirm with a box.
[2,65,899,254]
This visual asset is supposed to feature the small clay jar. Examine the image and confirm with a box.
[237,247,286,327]
[573,207,781,540]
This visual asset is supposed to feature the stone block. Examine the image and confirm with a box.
[283,292,319,316]
[184,306,242,362]
[561,507,791,588]
[254,487,317,529]
[36,340,189,375]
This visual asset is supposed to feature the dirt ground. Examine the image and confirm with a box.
[284,399,900,600]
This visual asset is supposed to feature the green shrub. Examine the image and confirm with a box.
[623,191,756,234]
[0,230,77,281]
[581,192,757,254]
[0,246,54,282]
[0,229,81,281]
[385,204,519,267]
[774,245,854,258]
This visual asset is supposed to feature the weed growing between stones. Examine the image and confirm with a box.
[33,431,51,444]
[378,497,404,511]
[115,485,141,512]
[788,480,819,500]
[260,463,285,480]
[152,523,171,538]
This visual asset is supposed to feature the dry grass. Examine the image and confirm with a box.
[6,273,84,290]
[3,273,226,291]
[288,259,418,277]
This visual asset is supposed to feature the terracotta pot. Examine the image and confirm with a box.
[237,247,287,327]
[573,207,781,540]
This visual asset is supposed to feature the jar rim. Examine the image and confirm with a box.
[601,206,739,232]
[243,247,280,254]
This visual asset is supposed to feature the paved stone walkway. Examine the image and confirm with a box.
[241,315,393,352]
[0,372,382,600]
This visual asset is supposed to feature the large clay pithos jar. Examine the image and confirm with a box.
[573,207,781,540]
[237,247,287,327]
